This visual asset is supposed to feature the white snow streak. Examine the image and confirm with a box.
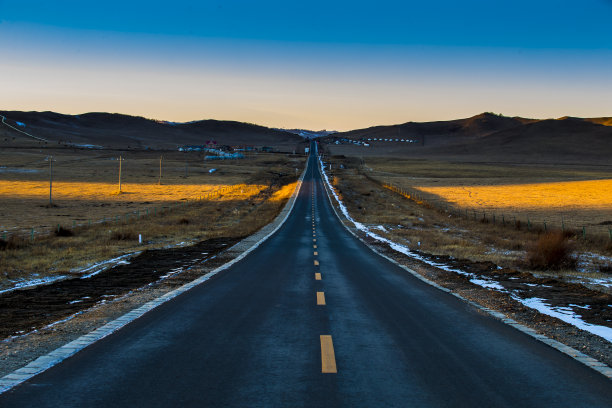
[319,156,612,344]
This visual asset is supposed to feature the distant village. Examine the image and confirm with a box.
[178,140,276,160]
[328,137,420,146]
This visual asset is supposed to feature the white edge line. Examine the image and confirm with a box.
[317,155,612,381]
[0,155,310,393]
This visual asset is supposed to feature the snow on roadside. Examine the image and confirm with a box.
[318,156,612,344]
[0,276,68,295]
[516,297,612,343]
[318,155,505,292]
[78,253,138,279]
[0,253,139,295]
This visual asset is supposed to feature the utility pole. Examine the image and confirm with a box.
[46,155,55,206]
[159,156,163,185]
[118,156,124,193]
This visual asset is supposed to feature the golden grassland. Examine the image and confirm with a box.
[0,180,267,202]
[360,158,612,236]
[0,148,303,236]
[0,148,305,287]
[269,182,299,202]
[416,179,612,210]
[326,164,612,288]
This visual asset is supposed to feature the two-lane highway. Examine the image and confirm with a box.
[1,147,611,407]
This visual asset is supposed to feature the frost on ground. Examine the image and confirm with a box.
[319,157,612,344]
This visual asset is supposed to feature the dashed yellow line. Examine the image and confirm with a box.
[315,272,321,280]
[314,260,319,266]
[313,239,316,242]
[314,251,318,256]
[313,244,317,249]
[316,291,326,305]
[320,335,337,373]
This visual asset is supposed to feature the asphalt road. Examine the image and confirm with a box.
[1,148,611,407]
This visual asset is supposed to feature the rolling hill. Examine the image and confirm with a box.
[325,113,612,164]
[0,111,304,150]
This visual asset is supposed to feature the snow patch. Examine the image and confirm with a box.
[74,144,103,149]
[78,253,137,279]
[0,167,40,173]
[0,275,68,295]
[516,297,612,342]
[319,155,612,343]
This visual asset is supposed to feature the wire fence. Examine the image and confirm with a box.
[379,181,612,242]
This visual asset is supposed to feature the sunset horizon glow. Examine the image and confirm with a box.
[1,1,611,131]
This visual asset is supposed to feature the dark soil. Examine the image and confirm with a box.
[0,237,242,340]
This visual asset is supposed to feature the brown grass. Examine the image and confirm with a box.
[355,157,612,239]
[526,231,575,270]
[0,149,303,237]
[0,149,305,289]
[323,157,612,283]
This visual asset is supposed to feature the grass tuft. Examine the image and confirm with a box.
[110,229,138,241]
[0,236,28,251]
[54,226,74,237]
[526,231,575,270]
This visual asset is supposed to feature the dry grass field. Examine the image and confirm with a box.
[363,158,612,237]
[0,148,303,237]
[322,154,612,291]
[0,147,304,289]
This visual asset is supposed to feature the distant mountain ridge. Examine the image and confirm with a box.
[326,112,612,163]
[0,111,303,150]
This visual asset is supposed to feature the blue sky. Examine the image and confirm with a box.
[1,0,611,129]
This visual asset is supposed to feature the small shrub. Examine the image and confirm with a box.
[54,226,73,237]
[110,230,138,241]
[599,264,612,274]
[526,231,575,270]
[0,236,28,251]
[178,218,190,225]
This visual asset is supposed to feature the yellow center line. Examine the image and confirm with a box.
[315,272,321,280]
[314,260,319,266]
[313,239,316,242]
[316,291,326,305]
[320,335,337,373]
[314,251,318,256]
[313,245,317,248]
